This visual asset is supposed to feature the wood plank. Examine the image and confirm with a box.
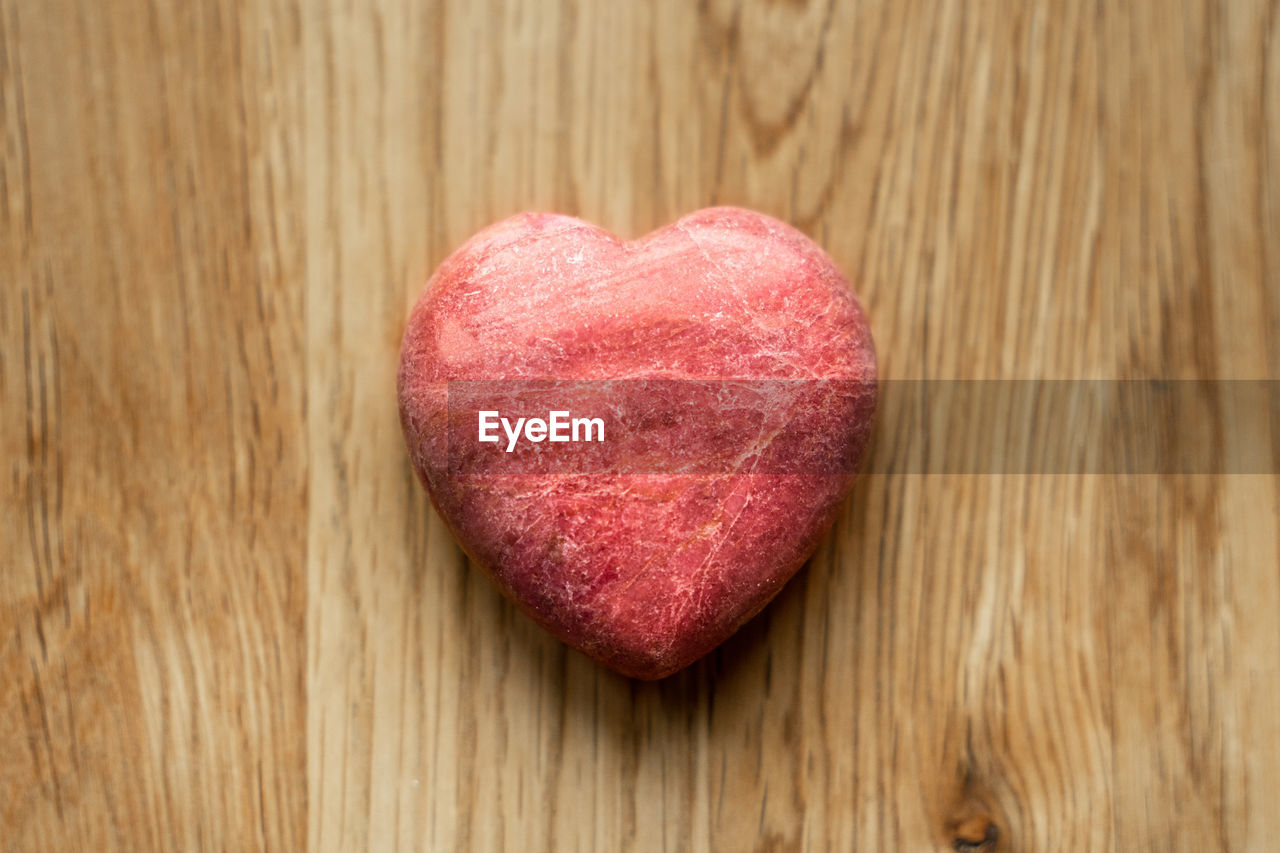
[3,0,1277,850]
[1,1,307,849]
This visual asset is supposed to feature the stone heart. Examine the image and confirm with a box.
[398,207,877,679]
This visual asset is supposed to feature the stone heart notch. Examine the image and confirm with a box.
[398,207,877,679]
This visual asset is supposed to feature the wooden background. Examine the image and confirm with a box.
[3,0,1278,850]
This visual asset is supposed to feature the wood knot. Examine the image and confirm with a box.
[951,814,999,850]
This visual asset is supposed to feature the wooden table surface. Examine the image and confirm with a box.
[4,1,1278,850]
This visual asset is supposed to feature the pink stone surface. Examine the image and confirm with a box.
[398,207,877,679]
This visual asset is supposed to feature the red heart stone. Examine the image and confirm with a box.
[398,207,876,678]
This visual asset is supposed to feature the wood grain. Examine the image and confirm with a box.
[4,0,1278,850]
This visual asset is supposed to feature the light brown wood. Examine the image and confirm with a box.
[3,0,1278,850]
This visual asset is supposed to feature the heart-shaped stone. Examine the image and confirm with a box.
[398,207,876,678]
